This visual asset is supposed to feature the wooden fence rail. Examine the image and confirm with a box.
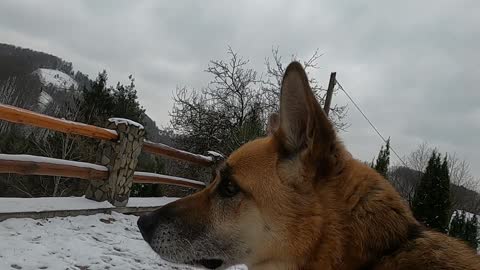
[0,103,215,167]
[0,102,215,197]
[0,104,119,141]
[0,154,206,190]
[0,154,109,181]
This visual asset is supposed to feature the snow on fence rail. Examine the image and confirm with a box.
[143,140,213,166]
[134,172,205,189]
[0,103,215,196]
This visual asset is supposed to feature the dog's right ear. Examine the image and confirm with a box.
[275,62,340,177]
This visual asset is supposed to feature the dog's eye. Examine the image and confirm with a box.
[218,179,240,198]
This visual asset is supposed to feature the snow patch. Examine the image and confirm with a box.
[144,141,214,163]
[127,197,179,208]
[207,150,225,159]
[0,196,180,214]
[0,154,108,172]
[33,68,78,90]
[37,90,53,112]
[0,212,247,269]
[0,197,113,213]
[108,117,144,129]
[134,172,206,187]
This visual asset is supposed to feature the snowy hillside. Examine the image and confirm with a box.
[0,212,246,270]
[33,68,78,90]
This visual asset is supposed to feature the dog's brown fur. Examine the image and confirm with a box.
[138,62,480,269]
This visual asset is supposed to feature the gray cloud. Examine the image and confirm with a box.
[0,0,479,176]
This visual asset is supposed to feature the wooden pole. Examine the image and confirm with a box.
[324,72,336,116]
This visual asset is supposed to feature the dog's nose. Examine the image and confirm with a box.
[137,213,156,242]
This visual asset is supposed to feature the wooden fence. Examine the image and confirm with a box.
[0,103,218,204]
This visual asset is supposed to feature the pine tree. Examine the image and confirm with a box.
[81,70,115,125]
[449,211,466,239]
[372,138,390,178]
[112,75,145,124]
[465,214,479,249]
[80,72,145,126]
[436,156,451,231]
[412,151,451,233]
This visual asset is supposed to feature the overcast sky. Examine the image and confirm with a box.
[1,0,479,176]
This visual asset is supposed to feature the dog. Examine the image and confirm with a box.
[138,62,480,269]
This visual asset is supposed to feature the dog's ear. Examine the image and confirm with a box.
[275,61,340,176]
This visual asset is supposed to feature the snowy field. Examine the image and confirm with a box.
[0,212,246,270]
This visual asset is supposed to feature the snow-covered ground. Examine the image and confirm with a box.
[126,197,179,208]
[0,197,113,213]
[33,68,78,90]
[0,196,183,213]
[0,212,193,270]
[0,212,246,270]
[0,197,246,269]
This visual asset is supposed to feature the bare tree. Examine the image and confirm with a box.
[171,47,265,156]
[406,142,432,172]
[31,98,84,196]
[262,47,348,131]
[448,153,478,191]
[388,166,422,207]
[205,47,260,128]
[0,77,23,134]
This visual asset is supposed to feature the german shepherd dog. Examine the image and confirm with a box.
[138,62,480,269]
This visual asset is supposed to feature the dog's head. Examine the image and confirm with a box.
[138,62,348,269]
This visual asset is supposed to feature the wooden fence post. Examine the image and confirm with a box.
[85,119,145,206]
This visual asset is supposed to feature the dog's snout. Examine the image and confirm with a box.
[137,213,156,242]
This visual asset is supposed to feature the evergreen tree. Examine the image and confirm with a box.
[111,75,145,124]
[449,211,466,239]
[448,210,478,249]
[372,138,390,178]
[81,70,115,125]
[465,214,479,249]
[80,71,145,127]
[412,151,451,232]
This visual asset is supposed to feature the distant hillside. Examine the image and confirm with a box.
[0,43,162,140]
[389,166,480,215]
[0,43,73,81]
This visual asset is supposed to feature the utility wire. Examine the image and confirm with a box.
[335,79,408,168]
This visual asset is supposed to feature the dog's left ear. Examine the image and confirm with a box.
[275,62,341,177]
